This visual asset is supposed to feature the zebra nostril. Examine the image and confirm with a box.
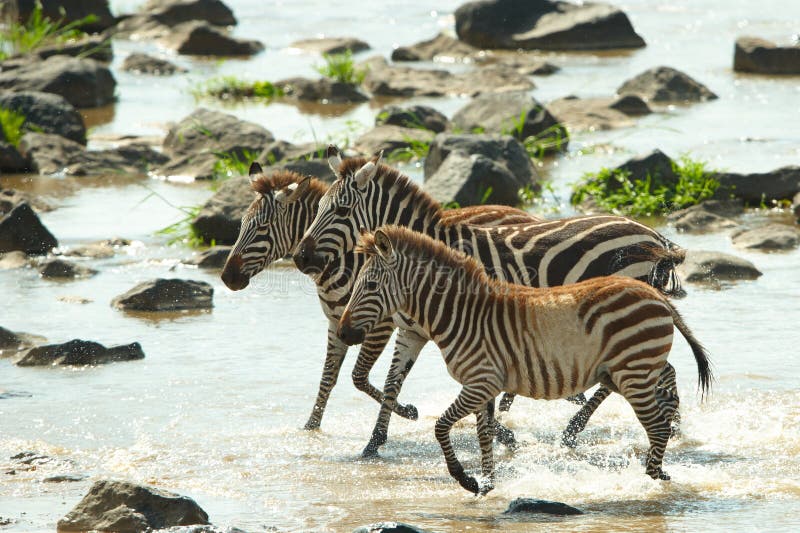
[221,255,249,290]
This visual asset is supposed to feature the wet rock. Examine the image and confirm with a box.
[186,246,232,269]
[122,53,186,75]
[503,497,583,515]
[455,0,645,51]
[361,56,533,97]
[608,94,652,116]
[734,37,800,75]
[617,66,717,103]
[16,340,145,366]
[57,480,209,532]
[0,251,29,270]
[425,152,524,207]
[112,279,214,311]
[31,35,113,62]
[424,133,537,188]
[355,125,435,158]
[0,142,27,172]
[0,188,54,214]
[267,159,336,183]
[677,250,762,282]
[43,474,88,483]
[0,202,58,255]
[714,166,800,205]
[290,37,370,55]
[488,54,560,76]
[165,21,264,56]
[0,91,87,145]
[614,149,678,188]
[353,522,432,533]
[670,209,739,233]
[375,105,449,133]
[114,0,237,39]
[0,516,13,526]
[192,177,251,244]
[793,192,800,221]
[18,133,84,174]
[15,0,116,33]
[731,224,800,251]
[277,77,369,104]
[391,32,480,62]
[548,96,634,132]
[0,326,41,355]
[39,258,98,279]
[0,56,116,108]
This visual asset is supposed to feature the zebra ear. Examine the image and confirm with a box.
[248,162,263,183]
[374,229,393,258]
[354,151,383,188]
[327,144,342,174]
[275,177,311,204]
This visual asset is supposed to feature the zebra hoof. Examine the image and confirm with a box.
[458,474,481,494]
[647,468,670,481]
[303,419,321,431]
[495,425,517,450]
[396,403,419,420]
[478,479,494,496]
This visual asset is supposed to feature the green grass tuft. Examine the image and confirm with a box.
[192,76,284,101]
[314,50,367,85]
[0,2,94,60]
[0,107,27,147]
[212,149,258,183]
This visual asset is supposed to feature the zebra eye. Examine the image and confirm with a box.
[335,205,350,216]
[365,280,379,292]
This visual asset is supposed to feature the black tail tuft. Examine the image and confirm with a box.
[642,242,687,298]
[667,301,713,399]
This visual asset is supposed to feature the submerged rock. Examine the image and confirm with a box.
[731,224,800,251]
[677,250,762,282]
[112,279,214,311]
[714,166,800,205]
[290,36,370,55]
[39,258,98,279]
[16,340,144,366]
[0,202,58,255]
[617,66,717,103]
[43,474,88,483]
[185,246,233,269]
[734,37,800,75]
[503,497,583,516]
[122,53,186,75]
[425,151,524,207]
[353,522,433,533]
[57,480,209,532]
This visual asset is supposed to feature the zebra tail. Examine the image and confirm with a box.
[644,242,687,298]
[665,300,713,399]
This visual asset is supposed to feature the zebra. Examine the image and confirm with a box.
[338,226,712,494]
[293,148,686,456]
[220,162,542,433]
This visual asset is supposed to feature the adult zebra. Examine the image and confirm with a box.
[339,226,712,494]
[221,164,542,434]
[294,148,686,456]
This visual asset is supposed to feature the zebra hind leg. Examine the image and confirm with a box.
[622,378,672,480]
[561,386,612,448]
[656,363,681,438]
[498,393,515,412]
[475,405,496,494]
[487,399,517,450]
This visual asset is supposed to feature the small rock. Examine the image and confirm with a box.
[677,250,762,282]
[0,326,40,354]
[0,142,28,172]
[375,105,449,133]
[548,96,634,132]
[0,188,54,214]
[734,36,800,75]
[609,94,652,116]
[425,152,526,207]
[57,480,209,532]
[16,340,145,366]
[185,246,232,269]
[39,258,98,279]
[355,125,435,158]
[617,66,717,103]
[614,149,678,189]
[165,21,264,56]
[277,77,369,104]
[353,522,433,533]
[731,224,800,251]
[0,516,13,526]
[669,206,739,233]
[43,474,87,483]
[112,279,213,311]
[113,0,238,40]
[290,37,370,55]
[57,296,94,305]
[122,53,186,75]
[391,32,480,62]
[714,166,800,205]
[503,497,583,516]
[0,251,29,270]
[0,202,58,255]
[0,90,87,145]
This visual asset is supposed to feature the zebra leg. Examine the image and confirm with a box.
[351,320,418,420]
[304,322,348,430]
[498,393,515,412]
[362,329,427,458]
[475,404,496,492]
[487,398,517,450]
[656,363,681,438]
[561,386,613,448]
[621,375,672,480]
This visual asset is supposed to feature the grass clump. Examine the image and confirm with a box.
[387,136,432,163]
[571,155,720,217]
[314,50,367,84]
[0,2,94,60]
[156,205,207,247]
[0,107,27,147]
[193,76,284,101]
[501,109,569,160]
[212,149,258,182]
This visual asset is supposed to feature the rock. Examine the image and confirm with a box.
[16,340,145,366]
[0,202,58,255]
[424,133,537,189]
[192,177,251,244]
[43,474,88,483]
[290,37,370,55]
[375,105,449,133]
[731,224,800,251]
[0,188,54,214]
[57,480,209,532]
[670,208,739,233]
[487,53,560,75]
[112,279,213,311]
[114,0,237,39]
[185,246,232,269]
[31,35,113,63]
[547,96,634,132]
[353,522,432,533]
[277,77,369,104]
[668,199,744,219]
[391,32,480,62]
[17,132,83,174]
[122,53,186,75]
[503,497,583,515]
[361,56,533,97]
[714,166,800,205]
[425,152,524,207]
[0,91,87,145]
[617,66,717,103]
[452,91,568,153]
[793,192,800,221]
[355,125,435,158]
[614,149,678,189]
[0,326,40,355]
[455,0,645,51]
[0,251,29,270]
[0,56,116,108]
[266,159,336,183]
[39,258,98,279]
[734,37,800,75]
[608,94,652,116]
[677,250,762,282]
[164,21,264,56]
[15,0,116,33]
[0,142,28,172]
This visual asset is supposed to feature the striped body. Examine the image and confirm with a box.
[340,227,712,494]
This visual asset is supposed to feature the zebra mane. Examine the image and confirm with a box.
[251,170,329,198]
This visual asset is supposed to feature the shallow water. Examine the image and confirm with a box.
[2,1,800,531]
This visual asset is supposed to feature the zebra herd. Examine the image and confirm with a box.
[220,147,713,495]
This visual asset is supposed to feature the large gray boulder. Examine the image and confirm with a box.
[617,66,717,103]
[0,91,87,145]
[425,152,523,207]
[0,202,58,255]
[164,21,264,56]
[16,340,144,366]
[15,0,115,33]
[455,0,645,51]
[112,279,214,312]
[57,480,209,532]
[677,250,762,283]
[714,166,800,204]
[0,56,116,108]
[731,224,800,251]
[375,105,449,133]
[734,37,800,75]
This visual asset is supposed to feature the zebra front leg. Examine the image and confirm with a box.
[561,386,612,448]
[304,322,348,430]
[362,329,426,458]
[475,404,496,493]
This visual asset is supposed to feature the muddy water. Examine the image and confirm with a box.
[2,1,800,531]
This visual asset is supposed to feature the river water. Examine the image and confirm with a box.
[2,1,800,531]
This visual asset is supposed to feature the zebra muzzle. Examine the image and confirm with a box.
[337,311,365,345]
[221,254,250,291]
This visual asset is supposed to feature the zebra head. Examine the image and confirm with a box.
[337,229,403,345]
[293,146,383,275]
[221,163,317,290]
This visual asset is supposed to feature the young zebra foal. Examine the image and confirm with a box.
[339,226,712,494]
